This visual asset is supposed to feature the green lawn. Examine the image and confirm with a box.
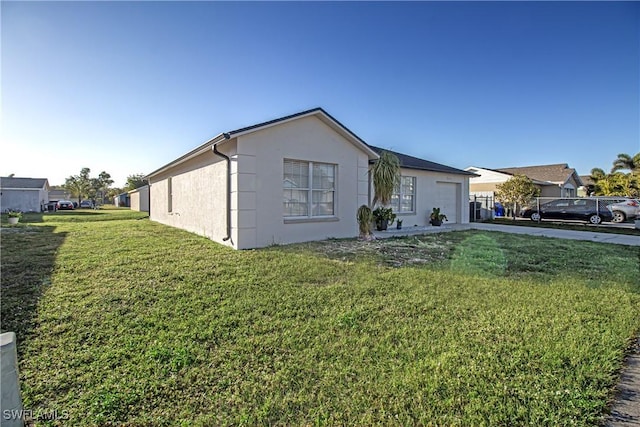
[1,210,639,426]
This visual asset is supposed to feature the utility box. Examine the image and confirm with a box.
[1,332,24,427]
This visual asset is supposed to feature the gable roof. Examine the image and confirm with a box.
[147,108,378,178]
[497,164,583,186]
[579,175,595,187]
[368,146,475,176]
[0,177,49,190]
[465,166,553,186]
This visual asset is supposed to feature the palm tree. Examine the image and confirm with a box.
[370,150,401,207]
[357,150,401,240]
[611,153,640,174]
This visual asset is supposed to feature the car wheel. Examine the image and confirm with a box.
[588,214,602,225]
[611,210,626,223]
[530,212,541,221]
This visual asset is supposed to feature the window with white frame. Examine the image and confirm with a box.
[283,159,336,218]
[390,176,416,213]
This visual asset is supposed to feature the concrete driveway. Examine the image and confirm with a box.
[375,222,640,246]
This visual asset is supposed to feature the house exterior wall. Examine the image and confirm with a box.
[149,141,236,247]
[389,168,470,225]
[0,189,48,212]
[129,185,149,212]
[233,116,370,249]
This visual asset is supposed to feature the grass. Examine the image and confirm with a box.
[1,210,639,426]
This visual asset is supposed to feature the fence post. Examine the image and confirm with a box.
[1,332,24,427]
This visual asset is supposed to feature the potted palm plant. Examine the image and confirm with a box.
[373,207,396,231]
[429,207,447,226]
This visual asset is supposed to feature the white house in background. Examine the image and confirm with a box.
[0,177,50,212]
[129,185,149,212]
[146,108,473,249]
[465,164,583,198]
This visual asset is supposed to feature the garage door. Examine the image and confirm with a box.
[435,182,460,223]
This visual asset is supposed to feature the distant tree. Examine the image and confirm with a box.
[90,171,114,203]
[64,167,92,204]
[611,152,640,174]
[590,153,640,197]
[495,175,540,219]
[8,173,15,177]
[106,187,123,203]
[64,168,114,204]
[125,174,147,191]
[593,172,639,197]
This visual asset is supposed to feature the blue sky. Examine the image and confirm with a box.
[2,1,639,187]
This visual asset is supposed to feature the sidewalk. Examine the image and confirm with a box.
[375,222,640,246]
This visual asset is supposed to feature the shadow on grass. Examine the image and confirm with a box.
[0,225,67,352]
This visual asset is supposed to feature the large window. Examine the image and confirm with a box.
[391,176,416,213]
[283,160,336,218]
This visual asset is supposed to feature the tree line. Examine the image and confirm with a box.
[588,152,639,197]
[63,169,148,204]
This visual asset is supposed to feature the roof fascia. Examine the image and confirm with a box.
[146,133,227,179]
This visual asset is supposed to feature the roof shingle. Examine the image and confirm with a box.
[368,146,474,176]
[497,164,581,185]
[0,177,49,189]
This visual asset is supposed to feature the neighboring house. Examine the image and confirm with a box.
[0,177,50,212]
[578,175,595,197]
[114,193,130,207]
[465,164,583,198]
[146,108,473,250]
[129,185,149,212]
[48,188,71,202]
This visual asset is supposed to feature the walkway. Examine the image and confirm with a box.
[375,222,640,246]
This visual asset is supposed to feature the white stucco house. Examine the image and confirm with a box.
[0,177,50,212]
[129,185,149,212]
[147,108,473,249]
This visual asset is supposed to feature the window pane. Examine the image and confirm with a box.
[284,160,309,188]
[390,194,400,211]
[402,177,414,194]
[312,190,334,216]
[283,189,308,216]
[312,163,335,190]
[401,195,414,212]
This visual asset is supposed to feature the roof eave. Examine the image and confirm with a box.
[146,133,227,179]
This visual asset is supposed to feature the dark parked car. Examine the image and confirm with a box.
[520,198,613,224]
[79,200,94,209]
[57,200,74,210]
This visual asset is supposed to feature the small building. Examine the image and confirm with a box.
[147,108,473,249]
[114,193,130,208]
[0,177,50,212]
[128,185,149,212]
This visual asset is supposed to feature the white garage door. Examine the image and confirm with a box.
[435,182,460,223]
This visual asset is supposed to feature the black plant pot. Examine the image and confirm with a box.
[430,219,442,226]
[376,219,388,231]
[396,223,402,230]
